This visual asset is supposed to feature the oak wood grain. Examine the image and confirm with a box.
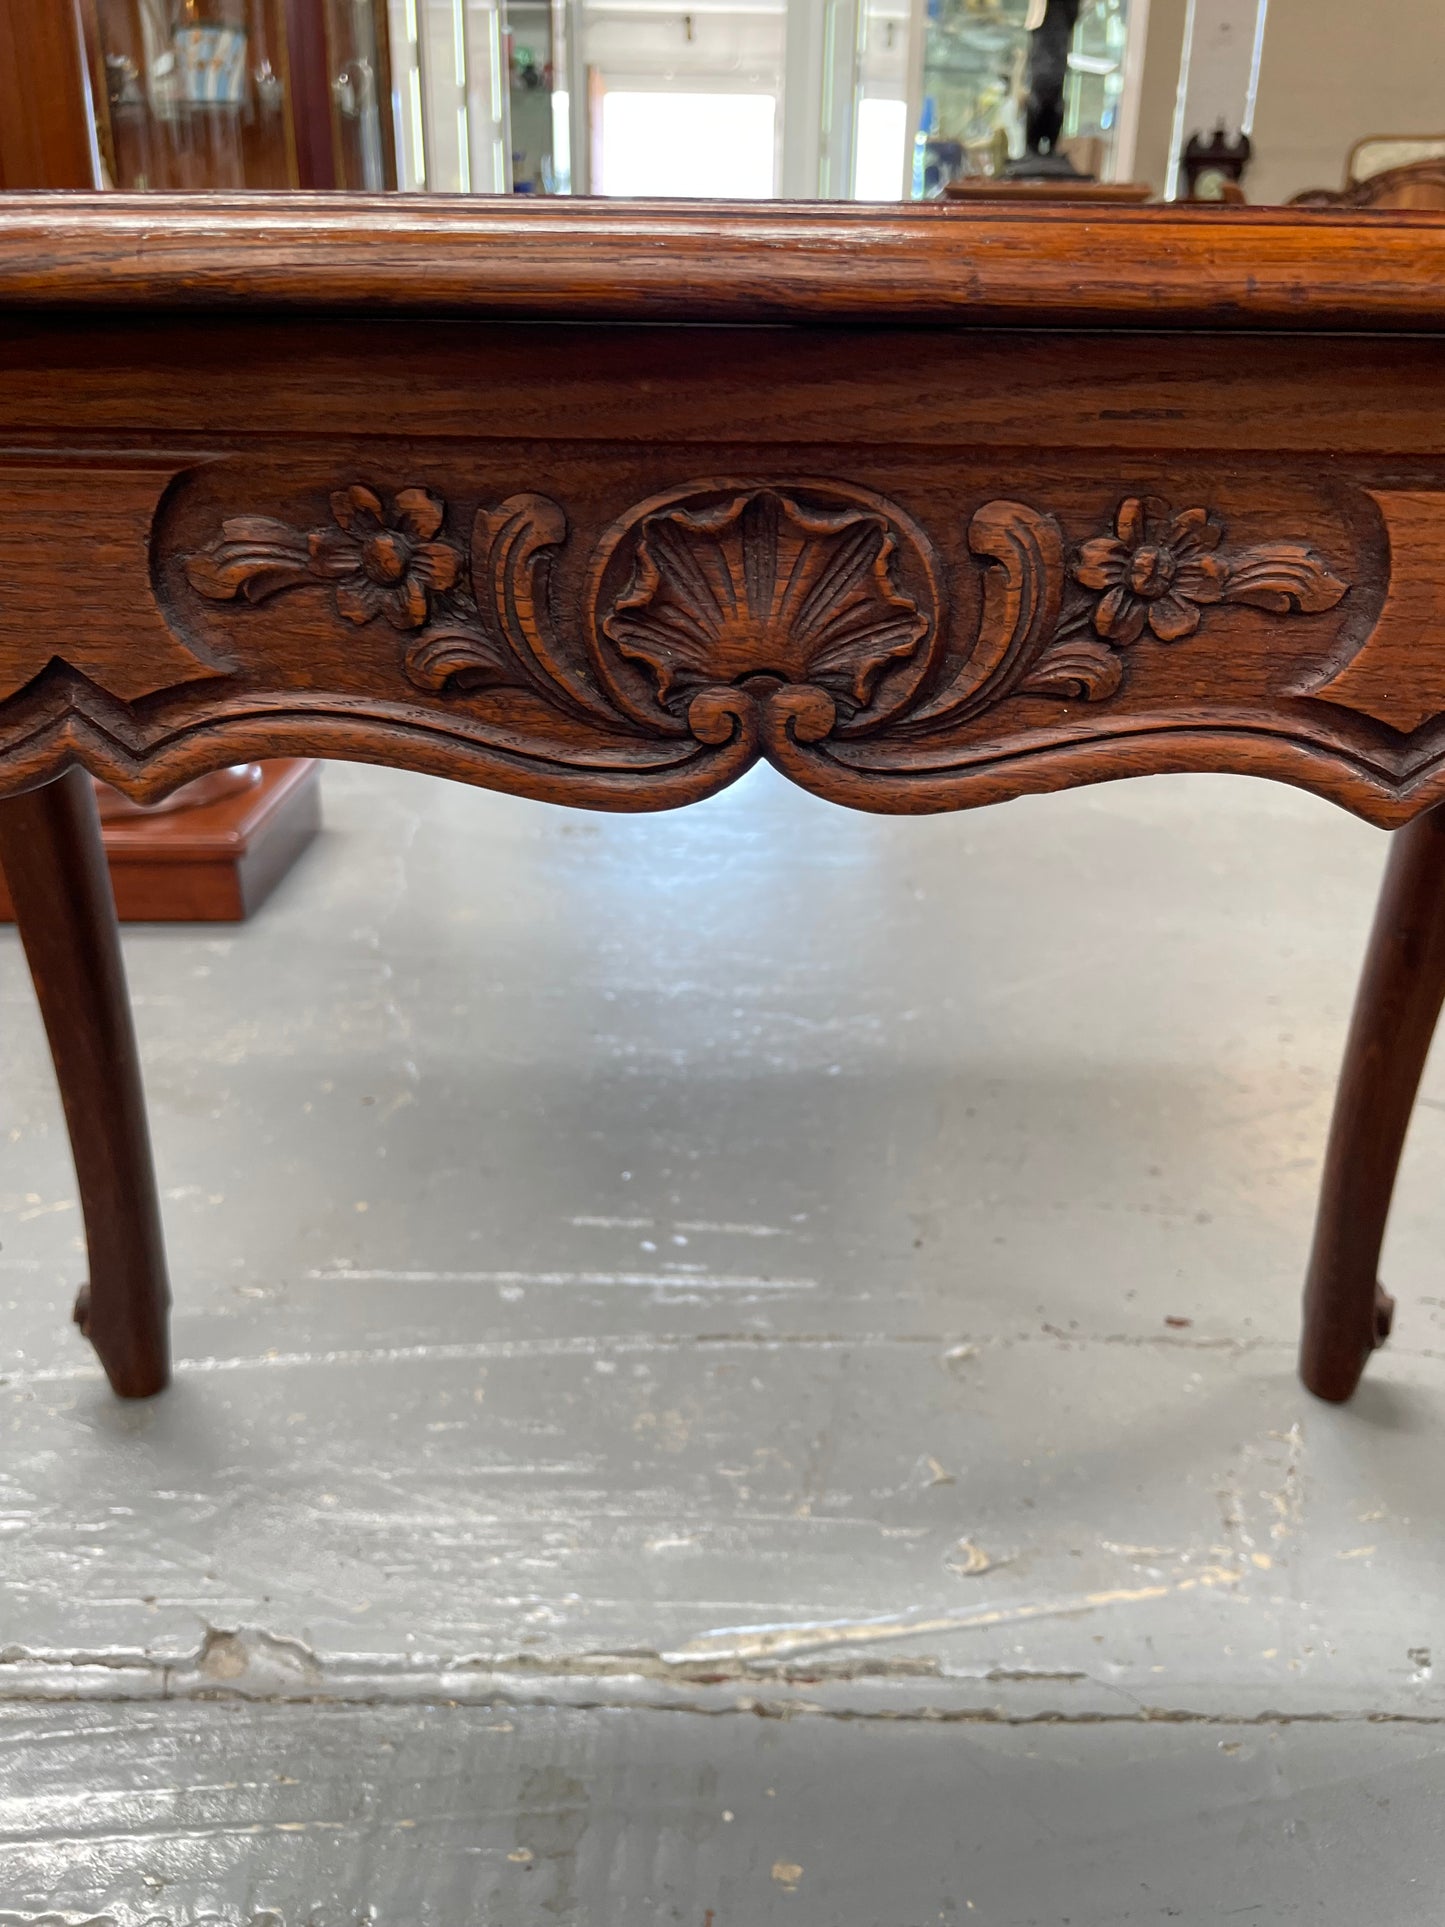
[7,322,1445,456]
[6,195,1445,1403]
[4,195,1445,330]
[0,768,169,1396]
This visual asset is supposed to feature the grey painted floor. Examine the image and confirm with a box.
[3,762,1445,1923]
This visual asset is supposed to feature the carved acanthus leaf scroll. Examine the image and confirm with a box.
[182,517,314,604]
[1019,636,1125,702]
[902,500,1063,727]
[182,479,1352,774]
[404,494,573,702]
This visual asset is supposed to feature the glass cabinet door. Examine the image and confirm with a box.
[85,0,395,188]
[323,0,397,188]
[88,0,296,188]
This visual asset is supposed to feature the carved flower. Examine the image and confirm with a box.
[309,486,461,630]
[1074,497,1228,644]
[603,490,929,717]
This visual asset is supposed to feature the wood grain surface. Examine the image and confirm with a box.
[1,195,1444,832]
[3,194,1445,329]
[9,195,1445,1408]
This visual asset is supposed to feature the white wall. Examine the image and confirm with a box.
[1248,0,1445,202]
[1134,0,1445,204]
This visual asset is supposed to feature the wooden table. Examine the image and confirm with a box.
[3,195,1443,1408]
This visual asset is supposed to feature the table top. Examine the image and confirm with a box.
[1,194,1445,332]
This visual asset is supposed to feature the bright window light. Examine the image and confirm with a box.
[854,96,908,201]
[598,91,777,198]
[551,88,571,192]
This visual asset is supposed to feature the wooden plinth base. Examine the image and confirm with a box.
[944,178,1153,204]
[0,760,321,923]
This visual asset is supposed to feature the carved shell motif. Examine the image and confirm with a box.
[182,479,1350,769]
[598,489,932,723]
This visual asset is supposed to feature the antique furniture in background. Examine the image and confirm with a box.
[1182,122,1251,202]
[84,0,396,192]
[0,2,102,193]
[0,0,394,193]
[0,1,333,918]
[2,197,1445,1410]
[1291,137,1445,209]
[0,760,320,922]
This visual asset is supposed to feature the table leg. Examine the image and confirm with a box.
[1301,805,1445,1401]
[0,768,171,1397]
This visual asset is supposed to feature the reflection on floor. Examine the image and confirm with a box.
[2,762,1443,1924]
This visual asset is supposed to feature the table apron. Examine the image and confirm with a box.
[2,325,1444,825]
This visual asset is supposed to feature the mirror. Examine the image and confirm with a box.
[66,0,1445,210]
[383,0,1136,199]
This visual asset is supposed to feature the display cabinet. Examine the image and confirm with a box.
[50,0,398,192]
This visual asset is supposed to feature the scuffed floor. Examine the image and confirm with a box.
[3,1701,1444,1924]
[3,762,1445,1922]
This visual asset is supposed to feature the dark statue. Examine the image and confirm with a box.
[1006,0,1085,180]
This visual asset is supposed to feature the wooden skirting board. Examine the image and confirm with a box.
[0,759,320,923]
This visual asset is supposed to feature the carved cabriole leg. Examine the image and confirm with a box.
[1301,805,1445,1402]
[0,768,171,1397]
